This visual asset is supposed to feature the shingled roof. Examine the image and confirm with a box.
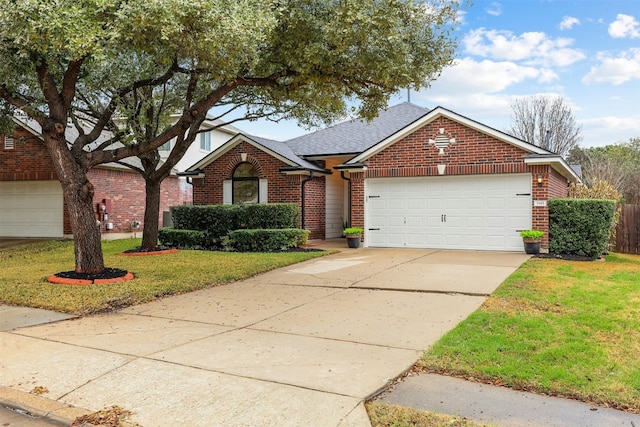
[285,102,429,157]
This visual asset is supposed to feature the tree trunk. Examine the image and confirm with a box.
[141,177,162,250]
[42,118,105,273]
[65,176,105,273]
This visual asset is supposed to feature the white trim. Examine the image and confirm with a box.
[524,156,581,182]
[223,180,232,205]
[4,135,14,150]
[187,134,299,172]
[259,179,268,203]
[333,166,368,173]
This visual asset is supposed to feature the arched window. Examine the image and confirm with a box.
[232,162,259,204]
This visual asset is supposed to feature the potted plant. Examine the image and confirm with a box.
[520,230,543,255]
[343,227,363,248]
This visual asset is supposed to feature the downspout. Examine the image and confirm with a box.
[301,171,314,230]
[340,171,352,227]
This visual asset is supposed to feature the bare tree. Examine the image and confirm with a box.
[509,95,582,157]
[568,139,640,204]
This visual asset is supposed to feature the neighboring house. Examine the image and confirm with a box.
[158,114,242,173]
[183,103,580,251]
[0,117,193,239]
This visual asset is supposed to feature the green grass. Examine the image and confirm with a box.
[0,239,328,315]
[419,253,640,413]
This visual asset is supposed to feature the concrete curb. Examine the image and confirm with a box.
[0,386,90,426]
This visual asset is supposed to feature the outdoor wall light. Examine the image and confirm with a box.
[537,174,543,187]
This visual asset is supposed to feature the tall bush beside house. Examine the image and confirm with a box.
[549,198,616,258]
[568,179,623,248]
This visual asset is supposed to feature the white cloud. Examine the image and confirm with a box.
[583,48,640,85]
[580,115,640,146]
[410,58,562,119]
[608,14,640,38]
[559,16,580,31]
[463,28,585,67]
[486,2,502,17]
[433,58,554,93]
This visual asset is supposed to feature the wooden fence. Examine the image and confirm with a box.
[614,204,640,254]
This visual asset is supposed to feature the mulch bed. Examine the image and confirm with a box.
[48,268,134,285]
[121,246,178,256]
[54,268,129,280]
[535,253,602,262]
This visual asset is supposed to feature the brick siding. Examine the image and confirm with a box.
[1,128,191,236]
[191,141,326,239]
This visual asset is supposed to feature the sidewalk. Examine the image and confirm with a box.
[379,373,640,427]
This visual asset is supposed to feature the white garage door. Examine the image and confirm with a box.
[0,181,64,238]
[365,174,531,251]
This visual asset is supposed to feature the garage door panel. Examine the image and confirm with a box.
[366,174,531,251]
[0,181,63,238]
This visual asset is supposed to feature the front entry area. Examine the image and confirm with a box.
[365,174,532,251]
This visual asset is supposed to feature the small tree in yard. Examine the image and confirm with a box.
[0,0,464,274]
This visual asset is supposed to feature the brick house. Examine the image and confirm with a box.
[184,103,580,251]
[0,117,191,238]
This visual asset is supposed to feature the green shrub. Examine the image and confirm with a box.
[240,204,299,229]
[520,230,543,239]
[568,179,623,249]
[170,203,299,245]
[343,227,363,235]
[224,229,310,252]
[549,198,616,258]
[158,228,205,249]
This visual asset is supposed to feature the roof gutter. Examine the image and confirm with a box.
[279,166,331,176]
[177,170,205,179]
[524,155,581,183]
[333,163,368,173]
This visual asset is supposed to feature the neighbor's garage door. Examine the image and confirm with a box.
[366,174,531,251]
[0,181,64,238]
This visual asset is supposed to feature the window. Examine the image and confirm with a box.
[200,131,211,151]
[159,141,170,152]
[4,135,14,150]
[232,162,259,204]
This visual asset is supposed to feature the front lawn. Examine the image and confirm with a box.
[418,253,640,413]
[0,239,327,315]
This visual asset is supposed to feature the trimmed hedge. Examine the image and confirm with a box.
[549,198,616,258]
[158,228,205,249]
[162,204,304,251]
[224,229,310,252]
[170,203,298,236]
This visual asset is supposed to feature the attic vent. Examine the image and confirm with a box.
[428,128,456,155]
[4,135,14,150]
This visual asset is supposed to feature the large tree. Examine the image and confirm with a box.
[509,95,582,157]
[567,138,640,204]
[0,0,462,274]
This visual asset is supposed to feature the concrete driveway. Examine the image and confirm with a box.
[0,247,529,426]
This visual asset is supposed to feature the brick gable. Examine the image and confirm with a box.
[191,140,326,239]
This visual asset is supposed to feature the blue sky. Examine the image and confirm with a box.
[236,0,640,149]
